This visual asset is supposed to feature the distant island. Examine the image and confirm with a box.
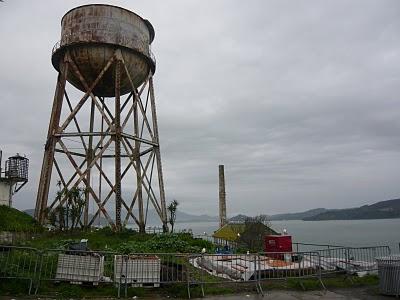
[23,198,400,224]
[230,198,400,222]
[303,198,400,221]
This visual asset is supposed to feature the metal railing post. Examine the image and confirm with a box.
[124,254,128,298]
[186,254,191,299]
[34,250,44,295]
[117,255,122,298]
[318,252,326,290]
[29,249,40,295]
[257,253,264,295]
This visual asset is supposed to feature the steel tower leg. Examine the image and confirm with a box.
[115,60,122,231]
[134,92,145,233]
[149,77,168,232]
[84,99,95,227]
[35,58,68,223]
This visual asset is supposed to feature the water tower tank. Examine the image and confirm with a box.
[51,4,156,97]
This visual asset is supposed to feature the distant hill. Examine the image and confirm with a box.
[304,199,400,221]
[24,198,400,224]
[269,208,330,220]
[175,211,217,223]
[24,208,217,225]
[229,214,250,223]
[229,209,330,222]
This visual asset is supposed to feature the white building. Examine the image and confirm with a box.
[0,152,29,207]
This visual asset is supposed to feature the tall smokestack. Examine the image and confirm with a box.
[219,165,227,228]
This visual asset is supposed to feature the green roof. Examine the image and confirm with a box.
[212,224,245,241]
[212,223,278,241]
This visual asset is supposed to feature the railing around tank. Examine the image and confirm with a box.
[52,38,156,68]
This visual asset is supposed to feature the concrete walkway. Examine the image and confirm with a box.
[196,288,389,300]
[0,288,390,300]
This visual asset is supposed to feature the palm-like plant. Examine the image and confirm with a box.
[167,199,179,233]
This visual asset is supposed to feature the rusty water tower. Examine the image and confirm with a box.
[35,4,168,232]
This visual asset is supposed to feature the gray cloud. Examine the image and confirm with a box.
[1,0,400,216]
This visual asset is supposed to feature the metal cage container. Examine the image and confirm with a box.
[376,255,400,296]
[5,155,29,182]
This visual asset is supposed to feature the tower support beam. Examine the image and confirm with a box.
[35,58,69,223]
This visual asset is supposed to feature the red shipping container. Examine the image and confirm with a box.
[264,235,293,257]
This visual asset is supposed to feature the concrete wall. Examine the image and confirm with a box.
[0,231,33,244]
[0,181,11,206]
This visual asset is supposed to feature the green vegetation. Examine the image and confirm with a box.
[0,205,43,232]
[261,274,379,291]
[0,268,380,298]
[0,214,381,298]
[19,227,214,253]
[48,186,86,231]
[163,283,235,298]
[0,280,146,298]
[167,199,179,233]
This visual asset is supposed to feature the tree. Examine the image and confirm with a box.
[67,187,85,230]
[238,215,272,252]
[47,184,85,230]
[167,199,179,233]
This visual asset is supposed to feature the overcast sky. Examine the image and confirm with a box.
[1,0,400,216]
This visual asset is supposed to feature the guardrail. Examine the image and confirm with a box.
[52,39,157,69]
[0,245,390,298]
[0,245,40,294]
[293,242,345,252]
[293,243,391,277]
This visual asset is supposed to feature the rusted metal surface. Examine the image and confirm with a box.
[149,77,168,232]
[52,4,155,97]
[35,59,68,222]
[114,59,122,231]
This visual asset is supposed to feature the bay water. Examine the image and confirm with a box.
[174,218,400,253]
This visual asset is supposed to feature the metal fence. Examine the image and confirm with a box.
[0,245,40,294]
[293,242,391,279]
[376,255,400,296]
[0,244,390,298]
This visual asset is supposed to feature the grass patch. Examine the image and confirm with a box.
[0,278,32,296]
[0,275,379,298]
[0,280,145,298]
[0,205,43,233]
[19,227,215,254]
[322,274,379,288]
[261,274,379,291]
[162,283,236,298]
